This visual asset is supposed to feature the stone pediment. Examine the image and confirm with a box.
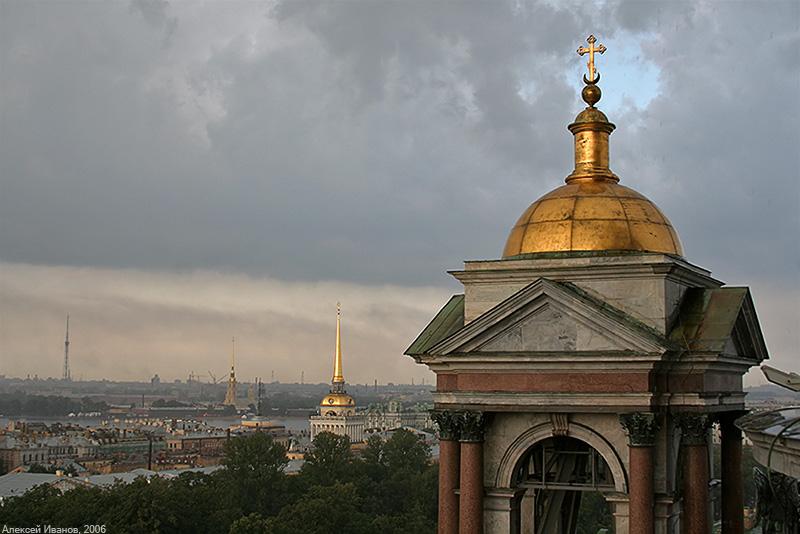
[427,278,673,357]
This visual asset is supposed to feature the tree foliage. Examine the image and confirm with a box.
[220,432,289,517]
[300,431,353,486]
[381,429,430,472]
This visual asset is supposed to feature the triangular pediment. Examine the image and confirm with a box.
[428,278,673,356]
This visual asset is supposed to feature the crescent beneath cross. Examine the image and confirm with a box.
[583,72,601,85]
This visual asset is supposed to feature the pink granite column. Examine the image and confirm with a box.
[677,413,711,534]
[630,446,655,534]
[684,444,709,534]
[458,411,485,534]
[440,439,461,534]
[620,412,660,534]
[432,410,462,534]
[460,441,484,534]
[720,412,744,534]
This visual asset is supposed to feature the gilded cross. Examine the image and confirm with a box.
[577,35,606,82]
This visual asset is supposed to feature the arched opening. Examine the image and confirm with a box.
[512,436,615,534]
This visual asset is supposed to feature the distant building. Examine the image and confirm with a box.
[0,428,98,472]
[164,432,228,466]
[364,400,433,431]
[0,435,50,472]
[309,303,365,443]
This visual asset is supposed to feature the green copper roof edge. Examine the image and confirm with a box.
[405,294,465,356]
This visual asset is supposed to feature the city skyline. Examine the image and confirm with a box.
[1,1,797,385]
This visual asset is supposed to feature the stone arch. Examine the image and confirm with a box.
[494,421,628,493]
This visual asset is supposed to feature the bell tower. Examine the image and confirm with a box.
[407,36,768,534]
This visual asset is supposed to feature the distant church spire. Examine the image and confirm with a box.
[223,337,238,407]
[230,337,236,379]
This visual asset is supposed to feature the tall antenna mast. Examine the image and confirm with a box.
[62,315,71,381]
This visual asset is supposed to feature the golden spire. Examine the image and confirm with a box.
[332,302,344,383]
[564,35,618,184]
[577,35,606,83]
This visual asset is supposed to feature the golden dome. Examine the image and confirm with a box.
[321,393,355,407]
[502,66,683,259]
[502,181,683,258]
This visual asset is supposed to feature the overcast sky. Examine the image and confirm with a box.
[1,1,797,387]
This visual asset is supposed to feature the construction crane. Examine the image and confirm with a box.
[188,371,207,384]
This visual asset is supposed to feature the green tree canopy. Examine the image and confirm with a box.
[382,429,430,473]
[264,483,369,534]
[300,432,353,486]
[221,432,289,517]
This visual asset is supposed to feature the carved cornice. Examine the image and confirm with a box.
[619,412,661,446]
[430,409,462,441]
[458,411,486,443]
[675,413,712,446]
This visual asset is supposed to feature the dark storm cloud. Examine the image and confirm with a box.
[2,1,794,287]
[609,1,800,283]
[0,1,586,284]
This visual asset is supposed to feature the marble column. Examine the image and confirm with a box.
[432,410,462,534]
[620,412,661,534]
[676,413,712,534]
[719,411,745,534]
[458,411,486,534]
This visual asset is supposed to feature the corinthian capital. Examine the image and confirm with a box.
[620,412,661,446]
[675,413,712,446]
[430,409,462,441]
[458,411,486,443]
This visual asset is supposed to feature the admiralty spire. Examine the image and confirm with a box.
[309,302,365,443]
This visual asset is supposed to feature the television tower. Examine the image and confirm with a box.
[62,316,71,381]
